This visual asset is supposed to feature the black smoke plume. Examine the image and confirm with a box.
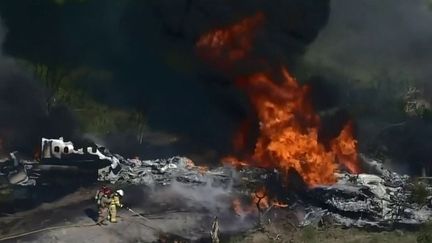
[0,0,331,161]
[0,19,77,156]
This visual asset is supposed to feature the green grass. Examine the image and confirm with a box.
[20,61,147,136]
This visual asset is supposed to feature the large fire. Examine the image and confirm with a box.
[196,13,360,186]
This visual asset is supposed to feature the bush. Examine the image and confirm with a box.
[411,181,429,206]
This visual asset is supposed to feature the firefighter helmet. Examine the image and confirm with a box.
[116,189,124,197]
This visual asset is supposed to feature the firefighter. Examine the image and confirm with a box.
[108,189,124,223]
[95,186,113,225]
[97,191,112,225]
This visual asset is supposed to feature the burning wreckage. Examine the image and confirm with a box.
[99,152,432,229]
[1,137,432,230]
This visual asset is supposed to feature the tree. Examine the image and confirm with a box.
[132,111,147,144]
[33,63,67,112]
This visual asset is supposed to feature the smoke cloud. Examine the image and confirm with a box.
[0,18,77,156]
[124,176,257,237]
[303,0,432,88]
[0,1,331,161]
[302,0,432,174]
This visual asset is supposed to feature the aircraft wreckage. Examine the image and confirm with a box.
[1,138,431,229]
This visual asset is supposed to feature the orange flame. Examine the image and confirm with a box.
[222,156,249,168]
[252,187,289,210]
[232,187,288,217]
[237,69,341,185]
[252,187,270,209]
[197,165,209,175]
[331,122,360,174]
[184,158,209,175]
[196,12,264,69]
[232,198,254,216]
[197,13,360,186]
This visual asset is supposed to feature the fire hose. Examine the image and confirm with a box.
[125,206,162,231]
[0,222,99,242]
[126,206,150,221]
[0,207,154,241]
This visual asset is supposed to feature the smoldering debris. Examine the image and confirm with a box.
[300,155,432,229]
[96,155,261,239]
[96,148,432,230]
[3,137,432,239]
[304,173,430,228]
[97,155,265,193]
[130,181,258,237]
[98,156,227,186]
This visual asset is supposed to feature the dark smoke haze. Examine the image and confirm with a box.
[304,0,432,91]
[0,19,77,156]
[0,1,430,173]
[0,0,331,162]
[303,0,432,174]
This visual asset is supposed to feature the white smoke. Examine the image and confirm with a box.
[124,172,258,237]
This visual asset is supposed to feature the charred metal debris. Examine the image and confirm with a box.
[1,138,432,229]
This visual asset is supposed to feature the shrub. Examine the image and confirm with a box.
[411,181,429,206]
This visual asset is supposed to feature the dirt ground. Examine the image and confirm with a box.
[0,186,428,243]
[228,221,425,243]
[0,186,211,243]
